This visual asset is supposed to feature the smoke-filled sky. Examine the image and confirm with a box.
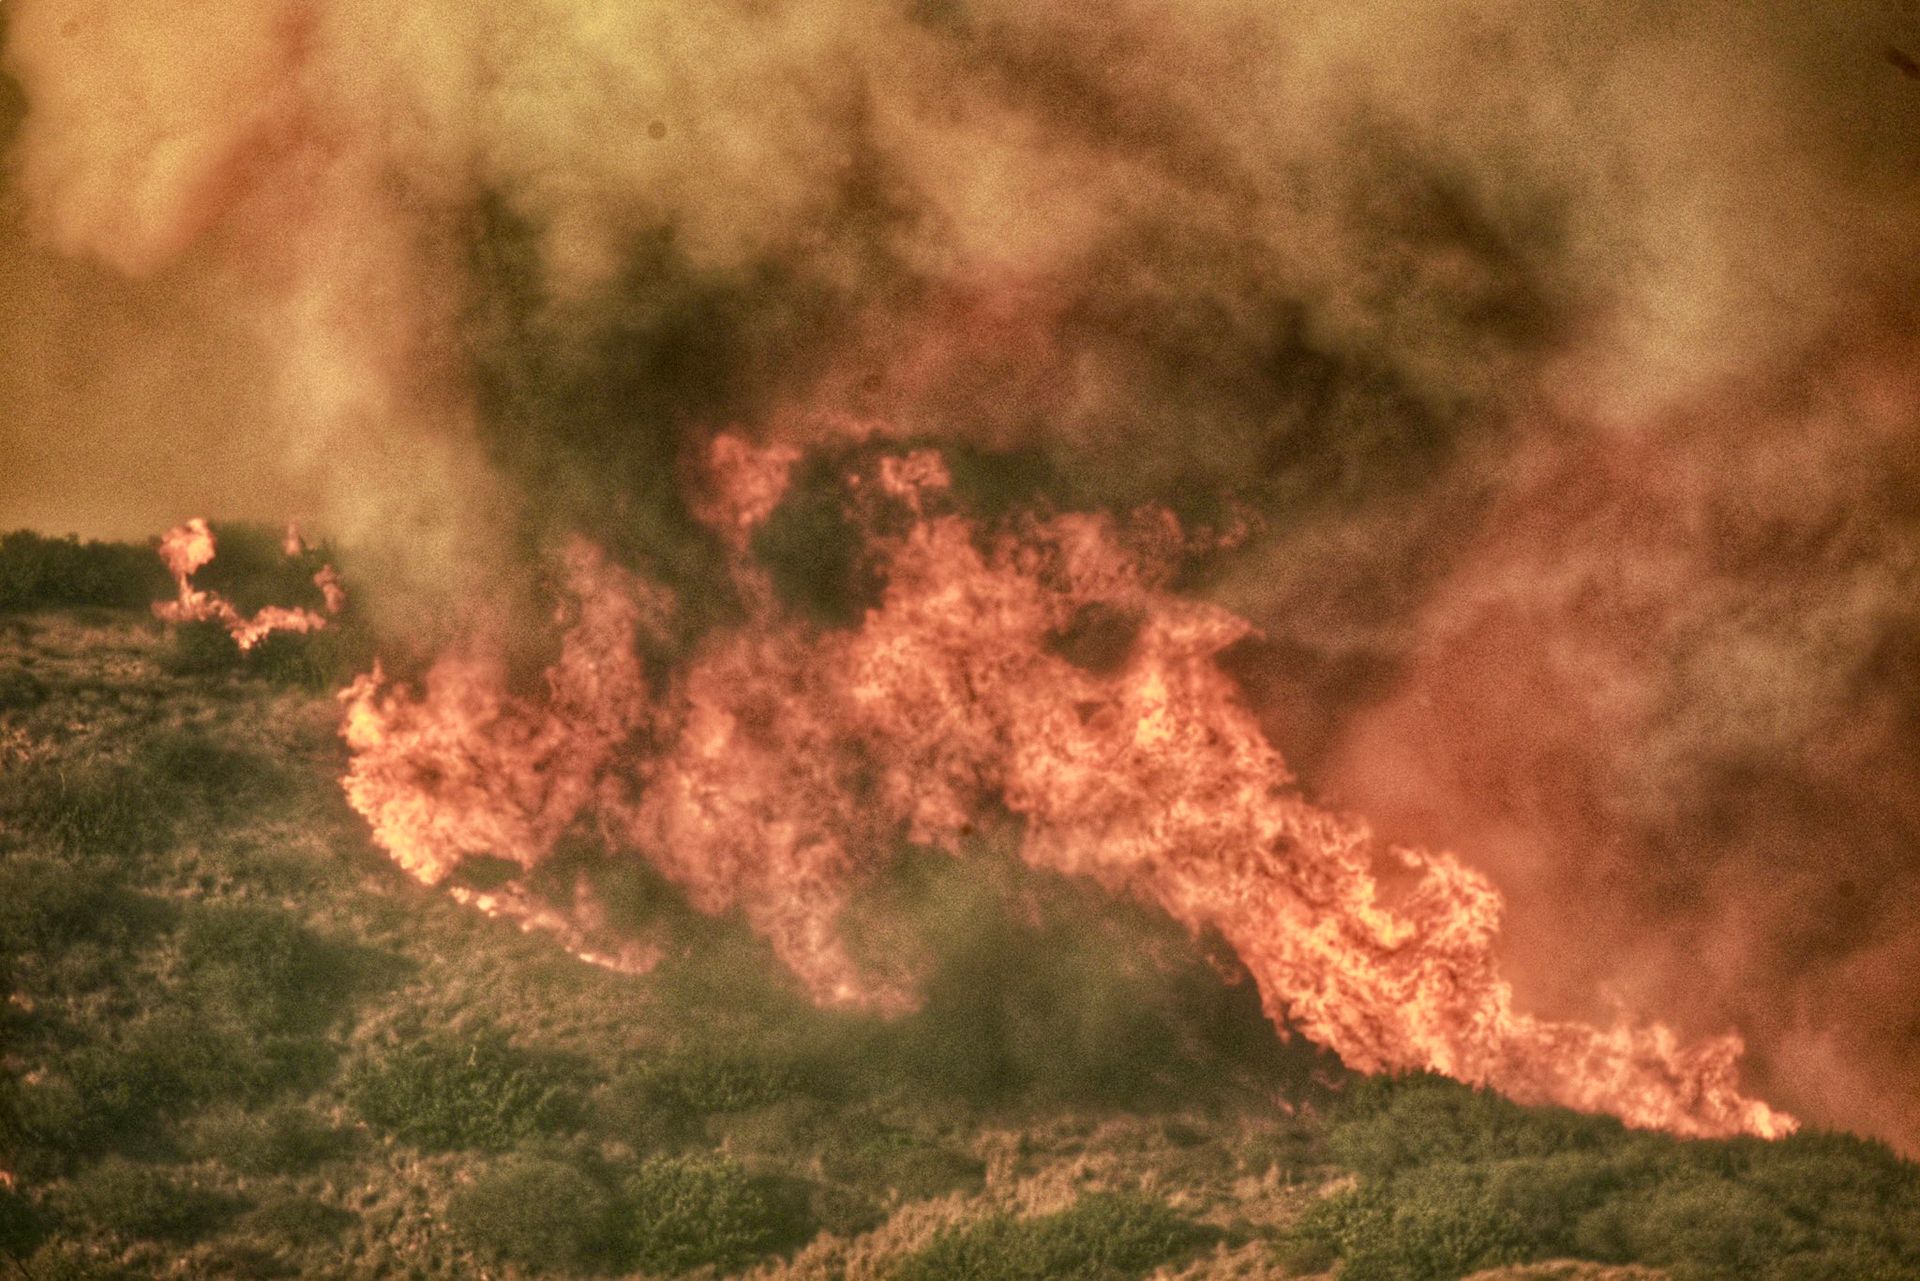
[5,0,1920,1146]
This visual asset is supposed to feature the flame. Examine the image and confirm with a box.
[337,439,1795,1139]
[155,517,345,650]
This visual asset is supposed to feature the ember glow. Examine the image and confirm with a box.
[155,518,344,651]
[340,439,1792,1139]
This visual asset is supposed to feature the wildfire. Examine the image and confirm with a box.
[335,438,1795,1140]
[155,518,344,650]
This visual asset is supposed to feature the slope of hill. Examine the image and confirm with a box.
[2,601,1917,1280]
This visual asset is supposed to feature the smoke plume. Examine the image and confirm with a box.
[6,0,1920,1144]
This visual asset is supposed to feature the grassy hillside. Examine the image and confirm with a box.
[2,600,1917,1280]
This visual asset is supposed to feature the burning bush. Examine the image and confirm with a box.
[338,440,1793,1141]
[149,519,358,683]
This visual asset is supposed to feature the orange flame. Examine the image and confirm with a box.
[155,517,345,650]
[337,440,1794,1139]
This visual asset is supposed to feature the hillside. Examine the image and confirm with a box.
[2,602,1918,1280]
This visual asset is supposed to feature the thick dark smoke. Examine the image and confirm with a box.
[5,0,1920,1145]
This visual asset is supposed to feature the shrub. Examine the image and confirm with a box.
[186,1104,352,1175]
[245,626,372,692]
[1575,1175,1797,1276]
[345,1029,579,1150]
[0,665,46,710]
[1298,1074,1920,1281]
[239,1193,356,1245]
[0,757,171,861]
[18,1241,142,1281]
[0,854,156,961]
[1295,1169,1535,1281]
[158,619,243,676]
[51,1158,242,1243]
[599,1049,812,1148]
[0,1183,44,1260]
[26,1039,200,1156]
[0,531,168,612]
[858,851,1292,1107]
[137,729,288,820]
[620,1152,807,1275]
[449,1155,619,1273]
[894,1192,1209,1281]
[1328,1073,1632,1178]
[19,1004,331,1161]
[178,904,346,1032]
[0,728,283,862]
[648,1050,810,1114]
[820,1125,985,1203]
[1476,1150,1651,1256]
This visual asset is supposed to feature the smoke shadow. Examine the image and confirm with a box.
[516,831,1349,1118]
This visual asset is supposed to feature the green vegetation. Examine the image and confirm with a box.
[185,1103,353,1175]
[345,1027,582,1151]
[818,1122,986,1204]
[238,1193,356,1245]
[0,523,341,616]
[894,1192,1210,1281]
[1282,1073,1920,1281]
[448,1155,620,1271]
[445,1150,812,1276]
[0,530,169,611]
[0,1183,44,1262]
[0,524,372,686]
[621,1152,809,1274]
[49,1158,243,1243]
[0,724,287,862]
[621,1047,816,1117]
[178,903,353,1030]
[3,599,1918,1279]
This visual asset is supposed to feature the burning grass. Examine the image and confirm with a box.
[340,441,1794,1141]
[1,594,1918,1279]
